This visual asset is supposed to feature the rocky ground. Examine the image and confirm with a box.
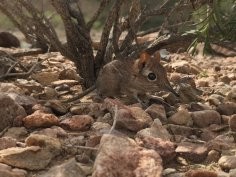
[0,46,235,177]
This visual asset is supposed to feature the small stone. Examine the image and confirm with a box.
[0,93,26,131]
[93,134,163,177]
[226,88,236,102]
[3,127,28,141]
[45,100,68,115]
[185,170,217,177]
[208,94,224,106]
[0,137,17,150]
[0,146,53,170]
[37,158,92,177]
[25,134,61,156]
[219,155,236,171]
[166,124,198,137]
[191,110,221,128]
[205,150,221,163]
[32,126,67,138]
[31,72,59,85]
[175,142,208,163]
[220,75,231,84]
[116,106,153,132]
[230,169,236,177]
[70,103,90,115]
[229,114,236,132]
[145,104,167,122]
[137,119,172,141]
[23,110,59,128]
[168,108,193,126]
[136,135,176,163]
[91,122,111,132]
[60,115,94,131]
[59,69,81,81]
[196,79,209,87]
[0,163,27,177]
[217,102,236,116]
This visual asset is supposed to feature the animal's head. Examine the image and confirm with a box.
[133,51,179,97]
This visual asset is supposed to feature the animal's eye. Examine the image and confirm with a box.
[147,73,156,81]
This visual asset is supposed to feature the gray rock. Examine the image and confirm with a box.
[38,158,92,177]
[0,93,26,131]
[217,102,236,116]
[191,110,221,128]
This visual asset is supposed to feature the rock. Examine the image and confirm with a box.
[145,104,167,122]
[208,94,225,106]
[92,134,162,177]
[91,122,111,132]
[0,146,53,170]
[42,87,58,99]
[0,83,24,94]
[0,137,17,150]
[189,102,212,112]
[0,93,26,131]
[205,150,221,163]
[136,134,176,163]
[175,142,208,163]
[191,110,221,128]
[23,110,59,128]
[31,72,59,86]
[32,104,52,114]
[178,83,201,103]
[70,103,90,115]
[60,115,94,131]
[3,127,28,141]
[137,119,172,141]
[230,169,236,177]
[220,75,231,84]
[168,108,193,126]
[196,79,209,87]
[0,163,27,177]
[226,88,236,102]
[116,106,153,132]
[97,113,113,125]
[37,158,92,177]
[229,115,236,132]
[166,124,200,137]
[45,100,68,115]
[32,126,67,138]
[219,155,236,171]
[59,69,81,81]
[5,93,37,114]
[216,102,236,116]
[25,134,61,156]
[185,170,217,177]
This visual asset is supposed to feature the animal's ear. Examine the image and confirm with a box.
[138,52,150,70]
[153,51,161,63]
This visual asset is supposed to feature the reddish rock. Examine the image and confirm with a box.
[23,110,59,128]
[60,115,93,131]
[136,135,176,163]
[191,110,221,128]
[92,134,163,177]
[175,142,208,163]
[145,104,167,122]
[185,169,217,177]
[113,105,153,132]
